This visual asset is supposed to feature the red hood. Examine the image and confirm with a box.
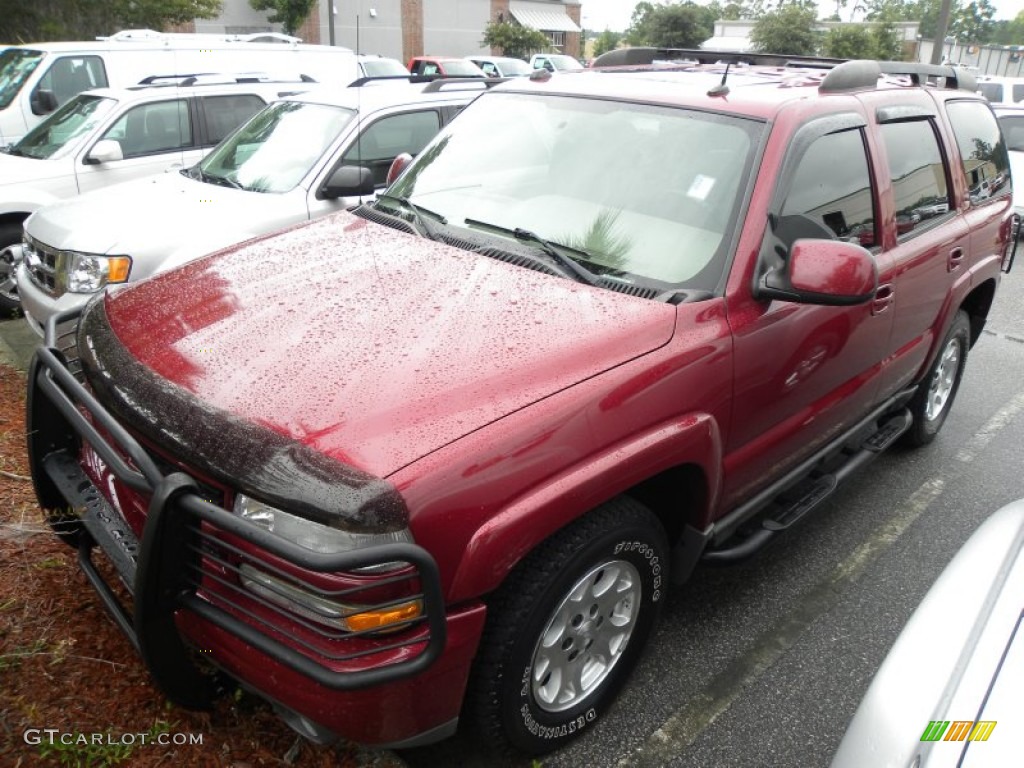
[103,211,676,477]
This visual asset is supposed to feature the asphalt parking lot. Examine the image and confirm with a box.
[5,264,1024,767]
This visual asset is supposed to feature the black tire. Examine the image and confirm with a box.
[903,309,970,447]
[467,497,668,755]
[0,222,24,317]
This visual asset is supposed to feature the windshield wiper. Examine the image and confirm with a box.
[376,193,445,241]
[196,167,242,189]
[464,218,599,286]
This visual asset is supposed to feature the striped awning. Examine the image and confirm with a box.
[509,2,580,33]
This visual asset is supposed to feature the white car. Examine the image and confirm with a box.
[995,106,1024,230]
[0,74,310,313]
[0,31,357,145]
[16,79,494,337]
[529,54,584,73]
[466,56,531,78]
[832,499,1024,767]
[977,75,1024,105]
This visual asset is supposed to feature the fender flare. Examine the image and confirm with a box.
[448,412,722,602]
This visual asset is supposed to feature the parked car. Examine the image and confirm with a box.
[407,56,485,78]
[355,54,409,79]
[26,51,1013,757]
[831,498,1024,767]
[0,74,312,314]
[16,78,493,336]
[0,29,357,146]
[976,74,1024,105]
[530,53,584,72]
[466,55,531,78]
[995,105,1024,230]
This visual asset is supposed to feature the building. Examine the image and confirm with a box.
[180,0,581,63]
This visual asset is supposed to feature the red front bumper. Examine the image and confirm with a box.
[179,601,486,746]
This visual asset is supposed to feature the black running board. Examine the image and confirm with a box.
[701,407,912,565]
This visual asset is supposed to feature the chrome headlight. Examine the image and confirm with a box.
[233,494,413,557]
[233,494,421,633]
[65,251,131,293]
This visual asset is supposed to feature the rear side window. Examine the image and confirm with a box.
[100,99,192,158]
[35,56,108,106]
[977,82,1003,103]
[342,110,442,186]
[200,94,265,145]
[779,128,877,248]
[879,119,950,237]
[946,100,1011,202]
[998,114,1024,151]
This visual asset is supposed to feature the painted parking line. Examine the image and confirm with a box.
[616,386,1024,767]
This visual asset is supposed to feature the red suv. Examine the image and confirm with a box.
[27,51,1015,756]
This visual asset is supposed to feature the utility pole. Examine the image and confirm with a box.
[931,0,953,64]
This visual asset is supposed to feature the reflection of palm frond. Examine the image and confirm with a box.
[561,209,633,270]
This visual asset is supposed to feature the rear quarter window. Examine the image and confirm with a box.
[945,100,1011,202]
[200,94,265,145]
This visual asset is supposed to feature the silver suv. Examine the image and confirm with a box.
[0,74,312,313]
[17,78,493,336]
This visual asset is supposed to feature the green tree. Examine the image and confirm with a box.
[0,0,222,42]
[481,21,550,59]
[865,0,995,42]
[646,3,715,48]
[593,29,624,58]
[249,0,316,36]
[625,2,656,46]
[870,19,904,59]
[991,12,1024,45]
[750,4,821,55]
[819,21,904,59]
[821,25,874,57]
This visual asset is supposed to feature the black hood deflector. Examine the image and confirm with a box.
[77,299,407,533]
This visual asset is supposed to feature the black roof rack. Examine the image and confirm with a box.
[591,48,978,94]
[821,60,976,92]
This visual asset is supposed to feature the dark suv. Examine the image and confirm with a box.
[27,51,1015,756]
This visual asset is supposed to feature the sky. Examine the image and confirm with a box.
[578,0,1024,33]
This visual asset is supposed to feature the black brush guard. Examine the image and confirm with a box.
[26,308,447,709]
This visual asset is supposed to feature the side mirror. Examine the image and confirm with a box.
[319,165,375,200]
[85,139,124,165]
[386,152,413,186]
[757,239,877,306]
[30,88,58,116]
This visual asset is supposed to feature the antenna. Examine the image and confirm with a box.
[708,61,731,97]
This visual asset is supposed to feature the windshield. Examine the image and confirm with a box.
[387,92,762,290]
[547,55,584,72]
[361,58,409,77]
[499,59,532,76]
[8,94,116,159]
[199,101,355,193]
[0,48,44,110]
